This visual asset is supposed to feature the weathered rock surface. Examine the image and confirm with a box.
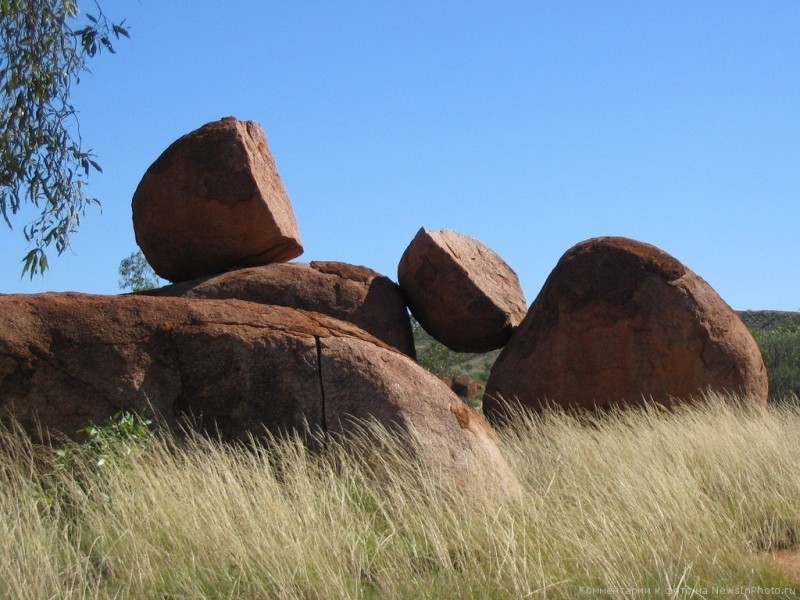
[484,236,768,421]
[132,116,303,282]
[0,293,516,493]
[318,336,516,495]
[137,261,416,358]
[398,228,527,352]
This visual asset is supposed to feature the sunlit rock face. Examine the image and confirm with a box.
[0,292,520,498]
[398,228,526,353]
[484,236,768,423]
[136,261,416,359]
[132,116,303,283]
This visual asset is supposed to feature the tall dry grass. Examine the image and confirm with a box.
[2,394,800,598]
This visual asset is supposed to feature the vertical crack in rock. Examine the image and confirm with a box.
[315,336,328,432]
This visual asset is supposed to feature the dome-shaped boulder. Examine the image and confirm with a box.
[0,293,517,496]
[484,236,768,422]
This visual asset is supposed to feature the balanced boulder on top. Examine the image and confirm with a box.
[484,236,768,421]
[138,261,416,358]
[132,116,303,282]
[398,228,527,353]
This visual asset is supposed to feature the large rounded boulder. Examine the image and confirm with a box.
[398,228,527,352]
[484,237,768,421]
[137,261,416,358]
[132,117,303,282]
[0,293,516,494]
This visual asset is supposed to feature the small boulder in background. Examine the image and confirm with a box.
[445,375,481,401]
[398,228,527,353]
[132,116,303,282]
[484,236,769,422]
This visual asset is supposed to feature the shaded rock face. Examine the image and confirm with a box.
[137,261,416,358]
[398,228,527,353]
[484,237,768,421]
[0,293,516,494]
[132,117,303,282]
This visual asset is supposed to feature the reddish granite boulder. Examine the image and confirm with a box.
[398,228,527,352]
[0,293,517,495]
[138,261,416,358]
[319,335,517,495]
[445,375,481,400]
[484,237,768,421]
[132,117,303,282]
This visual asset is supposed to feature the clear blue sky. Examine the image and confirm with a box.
[1,1,798,311]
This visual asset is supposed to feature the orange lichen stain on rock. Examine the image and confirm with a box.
[449,400,471,429]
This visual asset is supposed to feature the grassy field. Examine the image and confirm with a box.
[3,394,800,598]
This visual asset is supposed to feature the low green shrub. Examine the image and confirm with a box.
[751,324,800,402]
[54,410,154,474]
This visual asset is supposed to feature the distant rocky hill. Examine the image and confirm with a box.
[738,310,800,332]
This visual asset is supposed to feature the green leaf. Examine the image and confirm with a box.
[100,36,115,53]
[21,249,41,279]
[113,23,130,39]
[2,0,130,277]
